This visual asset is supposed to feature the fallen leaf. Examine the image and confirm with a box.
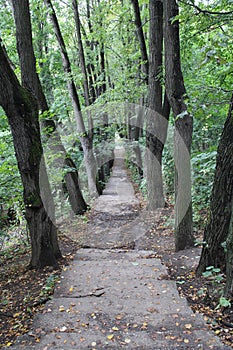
[115,314,123,320]
[184,324,192,329]
[125,338,131,343]
[107,334,114,340]
[60,326,67,332]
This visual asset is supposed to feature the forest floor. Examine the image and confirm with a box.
[1,211,233,348]
[0,150,233,348]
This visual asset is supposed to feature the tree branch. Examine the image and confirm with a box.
[180,0,233,16]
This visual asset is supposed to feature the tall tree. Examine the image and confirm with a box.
[72,0,90,107]
[11,0,87,215]
[164,0,194,250]
[131,0,149,83]
[146,0,170,210]
[44,0,98,198]
[0,41,61,268]
[197,93,233,278]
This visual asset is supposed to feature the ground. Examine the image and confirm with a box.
[0,201,233,348]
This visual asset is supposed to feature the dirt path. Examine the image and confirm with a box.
[9,147,230,349]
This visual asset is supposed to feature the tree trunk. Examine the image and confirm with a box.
[197,94,233,275]
[100,43,107,95]
[225,202,233,297]
[130,0,149,83]
[0,44,61,268]
[164,0,194,250]
[44,0,98,198]
[12,0,87,215]
[72,0,90,107]
[134,104,144,179]
[146,0,166,210]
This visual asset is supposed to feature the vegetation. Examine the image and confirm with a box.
[0,0,232,345]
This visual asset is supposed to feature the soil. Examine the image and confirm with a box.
[0,202,233,348]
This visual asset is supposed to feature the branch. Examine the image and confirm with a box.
[179,0,233,16]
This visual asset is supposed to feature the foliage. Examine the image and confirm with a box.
[39,273,59,297]
[0,113,23,242]
[0,0,232,265]
[191,148,217,225]
[217,296,231,309]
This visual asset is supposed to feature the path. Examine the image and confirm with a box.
[10,147,230,349]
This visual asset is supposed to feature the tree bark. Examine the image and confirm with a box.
[44,0,98,198]
[0,43,61,268]
[130,0,149,83]
[146,0,167,210]
[225,202,233,297]
[197,94,233,276]
[72,0,90,107]
[12,0,87,215]
[164,0,194,250]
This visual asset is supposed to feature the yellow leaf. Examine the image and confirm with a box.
[107,334,114,340]
[6,342,12,347]
[69,286,73,293]
[184,324,192,329]
[125,338,131,343]
[184,339,189,343]
[13,312,20,318]
[215,330,221,335]
[59,306,65,312]
[112,326,119,331]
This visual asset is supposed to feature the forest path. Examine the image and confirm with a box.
[11,146,230,349]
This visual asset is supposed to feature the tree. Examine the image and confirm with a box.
[11,0,87,215]
[146,0,166,210]
[44,0,98,198]
[197,93,233,279]
[130,0,149,83]
[164,0,194,250]
[0,41,61,268]
[225,201,233,296]
[72,0,91,107]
